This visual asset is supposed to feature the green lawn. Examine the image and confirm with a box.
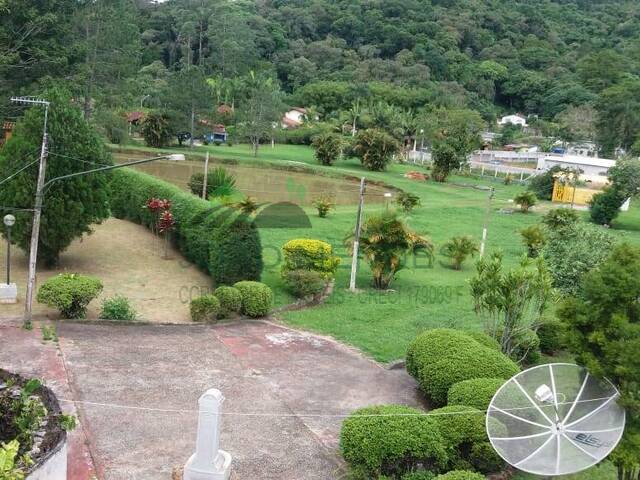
[115,142,640,363]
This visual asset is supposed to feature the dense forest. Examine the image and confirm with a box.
[1,0,640,155]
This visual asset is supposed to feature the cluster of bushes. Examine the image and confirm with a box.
[281,239,340,299]
[276,124,333,145]
[340,328,516,478]
[190,282,273,321]
[109,168,263,285]
[340,402,504,479]
[37,273,139,321]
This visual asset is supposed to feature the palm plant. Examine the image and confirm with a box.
[514,191,537,213]
[440,235,479,270]
[188,167,237,200]
[348,212,434,289]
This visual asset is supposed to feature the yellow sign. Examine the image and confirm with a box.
[552,180,599,206]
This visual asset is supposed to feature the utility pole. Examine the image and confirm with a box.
[202,151,210,199]
[10,96,51,327]
[349,178,366,292]
[479,187,495,258]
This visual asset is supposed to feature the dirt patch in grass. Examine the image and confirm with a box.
[0,218,211,323]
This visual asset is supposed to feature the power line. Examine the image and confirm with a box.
[0,158,39,188]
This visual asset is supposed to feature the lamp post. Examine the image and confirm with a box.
[1,214,17,304]
[3,214,15,285]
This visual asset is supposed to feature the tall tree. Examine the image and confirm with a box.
[236,71,283,156]
[559,244,640,479]
[596,80,640,157]
[207,0,257,78]
[0,89,112,266]
[75,0,141,118]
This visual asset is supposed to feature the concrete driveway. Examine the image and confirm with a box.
[1,319,422,480]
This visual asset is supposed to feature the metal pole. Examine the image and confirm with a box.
[24,104,49,326]
[202,151,209,199]
[349,178,366,292]
[6,226,10,285]
[479,187,494,258]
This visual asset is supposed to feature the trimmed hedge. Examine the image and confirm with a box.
[190,295,220,322]
[37,273,103,319]
[447,378,505,411]
[233,281,274,318]
[340,405,448,479]
[214,286,242,318]
[401,471,436,480]
[464,331,500,351]
[434,471,485,480]
[406,329,479,378]
[418,347,519,406]
[431,405,504,474]
[109,168,262,285]
[282,238,340,278]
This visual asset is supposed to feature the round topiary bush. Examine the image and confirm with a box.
[447,378,505,411]
[283,269,326,298]
[464,331,500,351]
[214,286,242,318]
[434,471,485,480]
[190,295,221,322]
[406,329,479,378]
[419,347,519,406]
[36,273,103,319]
[233,281,274,318]
[281,238,340,278]
[340,405,448,479]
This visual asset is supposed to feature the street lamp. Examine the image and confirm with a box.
[3,214,15,284]
[1,214,17,304]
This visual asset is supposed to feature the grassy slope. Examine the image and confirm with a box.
[116,142,640,362]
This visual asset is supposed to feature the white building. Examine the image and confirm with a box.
[498,114,527,127]
[281,107,306,129]
[537,154,616,183]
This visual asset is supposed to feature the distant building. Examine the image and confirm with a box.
[126,111,144,125]
[203,124,228,144]
[566,142,597,157]
[537,154,615,183]
[498,114,527,127]
[281,107,306,129]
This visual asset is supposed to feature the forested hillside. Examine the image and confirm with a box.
[1,0,640,154]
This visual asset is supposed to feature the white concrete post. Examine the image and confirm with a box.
[183,389,232,480]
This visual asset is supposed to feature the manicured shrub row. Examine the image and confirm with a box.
[37,273,103,318]
[109,168,263,285]
[406,329,478,378]
[406,328,518,406]
[419,347,518,406]
[190,282,273,321]
[447,378,504,411]
[430,405,504,474]
[340,405,448,479]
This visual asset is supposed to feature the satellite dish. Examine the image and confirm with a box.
[486,363,625,476]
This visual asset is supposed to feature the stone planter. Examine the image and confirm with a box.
[0,370,67,480]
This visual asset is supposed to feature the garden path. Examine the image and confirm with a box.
[0,318,422,480]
